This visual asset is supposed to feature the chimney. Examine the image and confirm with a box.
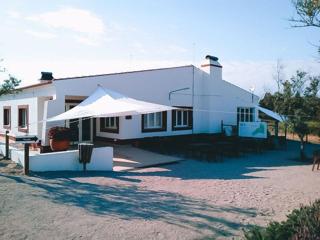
[40,72,53,81]
[201,55,222,80]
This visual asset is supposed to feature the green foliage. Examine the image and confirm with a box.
[259,71,320,158]
[0,75,21,96]
[291,0,320,54]
[259,92,276,110]
[243,199,320,240]
[291,0,320,27]
[0,59,21,96]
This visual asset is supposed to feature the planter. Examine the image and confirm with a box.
[49,139,70,151]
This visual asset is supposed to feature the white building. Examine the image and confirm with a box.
[0,55,260,147]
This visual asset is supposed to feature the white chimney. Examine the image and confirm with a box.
[201,55,222,81]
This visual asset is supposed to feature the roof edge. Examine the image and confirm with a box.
[16,81,52,91]
[54,65,194,81]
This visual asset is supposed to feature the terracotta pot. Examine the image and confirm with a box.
[49,139,70,151]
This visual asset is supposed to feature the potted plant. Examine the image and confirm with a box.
[48,127,72,151]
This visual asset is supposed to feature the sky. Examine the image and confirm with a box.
[0,0,320,96]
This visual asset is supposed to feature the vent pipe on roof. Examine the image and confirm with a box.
[201,55,222,80]
[40,72,53,81]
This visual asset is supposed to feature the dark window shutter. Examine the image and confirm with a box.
[188,109,193,127]
[172,110,176,129]
[162,111,167,130]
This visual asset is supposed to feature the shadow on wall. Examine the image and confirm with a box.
[1,173,257,238]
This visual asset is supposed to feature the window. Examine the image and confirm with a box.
[237,107,254,123]
[3,107,11,129]
[172,107,193,130]
[100,117,119,133]
[142,111,167,132]
[18,105,28,132]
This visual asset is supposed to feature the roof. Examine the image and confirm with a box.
[16,81,52,90]
[12,65,193,91]
[53,65,194,81]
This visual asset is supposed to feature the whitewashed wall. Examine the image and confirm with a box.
[44,63,259,139]
[96,112,193,140]
[50,66,194,140]
[0,143,113,172]
[0,97,38,136]
[193,64,259,133]
[30,147,113,172]
[0,143,25,166]
[0,84,55,138]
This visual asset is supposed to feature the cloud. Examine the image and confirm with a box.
[25,30,57,39]
[25,7,107,46]
[7,10,21,19]
[73,35,99,46]
[26,7,106,35]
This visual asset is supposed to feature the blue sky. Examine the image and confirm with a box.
[0,0,319,95]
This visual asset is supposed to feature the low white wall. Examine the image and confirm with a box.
[29,147,113,172]
[11,149,25,167]
[0,143,25,166]
[0,143,113,172]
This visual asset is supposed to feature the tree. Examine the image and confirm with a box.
[273,59,285,92]
[291,0,320,53]
[259,92,276,110]
[0,75,21,96]
[259,71,320,159]
[0,59,21,96]
[291,0,320,28]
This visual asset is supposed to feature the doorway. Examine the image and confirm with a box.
[65,103,93,143]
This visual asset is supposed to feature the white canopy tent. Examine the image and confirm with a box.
[47,86,176,122]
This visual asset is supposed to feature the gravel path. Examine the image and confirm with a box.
[0,141,320,240]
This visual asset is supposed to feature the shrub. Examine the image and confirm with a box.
[243,199,320,240]
[48,127,72,141]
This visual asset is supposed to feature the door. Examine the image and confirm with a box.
[65,103,93,143]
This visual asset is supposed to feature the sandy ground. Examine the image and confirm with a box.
[0,141,320,240]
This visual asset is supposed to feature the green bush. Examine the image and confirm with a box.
[243,199,320,240]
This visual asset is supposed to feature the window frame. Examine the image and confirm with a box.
[100,117,119,133]
[172,107,193,131]
[141,111,167,133]
[237,107,255,123]
[3,106,11,130]
[18,105,29,133]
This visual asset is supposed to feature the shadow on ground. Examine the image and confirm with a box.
[29,141,313,182]
[1,173,257,238]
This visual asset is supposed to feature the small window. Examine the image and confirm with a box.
[172,107,193,130]
[237,107,254,123]
[142,112,167,132]
[18,105,28,132]
[100,117,119,133]
[3,107,11,129]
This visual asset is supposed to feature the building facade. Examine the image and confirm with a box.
[0,56,259,146]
